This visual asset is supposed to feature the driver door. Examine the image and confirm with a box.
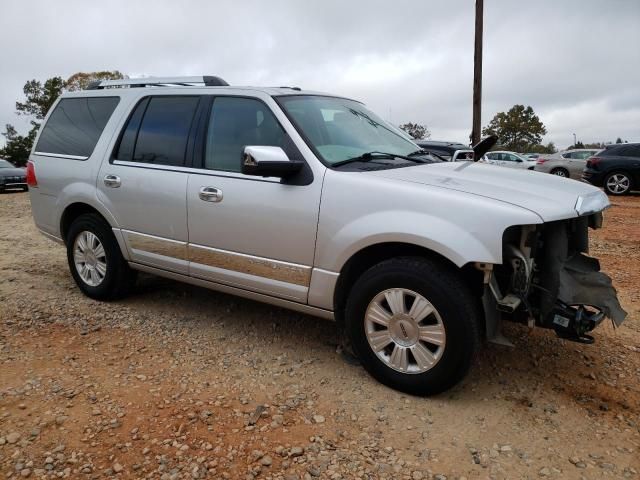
[186,96,323,303]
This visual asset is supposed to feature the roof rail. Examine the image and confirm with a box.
[86,76,229,90]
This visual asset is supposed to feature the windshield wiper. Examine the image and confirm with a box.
[332,151,428,168]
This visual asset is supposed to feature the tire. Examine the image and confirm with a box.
[550,168,569,178]
[604,171,632,196]
[345,256,480,396]
[66,213,136,300]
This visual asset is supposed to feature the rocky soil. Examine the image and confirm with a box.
[0,191,638,480]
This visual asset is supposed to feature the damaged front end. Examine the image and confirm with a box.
[479,211,627,345]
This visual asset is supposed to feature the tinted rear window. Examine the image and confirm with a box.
[36,97,119,158]
[121,96,199,166]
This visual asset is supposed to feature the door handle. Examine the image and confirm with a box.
[199,186,223,202]
[103,174,121,188]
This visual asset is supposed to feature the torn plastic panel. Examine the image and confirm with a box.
[480,211,627,345]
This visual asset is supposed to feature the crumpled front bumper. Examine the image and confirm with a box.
[558,253,626,326]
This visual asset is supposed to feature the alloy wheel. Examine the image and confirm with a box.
[606,174,630,194]
[73,231,107,286]
[364,288,446,374]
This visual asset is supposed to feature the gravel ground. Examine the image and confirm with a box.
[0,191,638,480]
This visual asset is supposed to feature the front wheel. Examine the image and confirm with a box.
[550,168,569,177]
[604,172,632,195]
[66,213,136,300]
[345,257,480,395]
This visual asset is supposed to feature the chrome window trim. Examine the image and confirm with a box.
[34,152,89,161]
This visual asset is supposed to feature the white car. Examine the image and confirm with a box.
[482,151,537,170]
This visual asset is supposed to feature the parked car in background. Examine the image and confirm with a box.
[523,153,541,160]
[535,149,600,179]
[415,140,474,162]
[582,143,640,195]
[0,158,28,192]
[482,151,537,170]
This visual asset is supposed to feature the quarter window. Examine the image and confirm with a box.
[36,97,120,158]
[204,97,287,172]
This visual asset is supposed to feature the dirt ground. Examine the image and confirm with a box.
[0,191,638,480]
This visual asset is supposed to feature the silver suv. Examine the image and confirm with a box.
[27,76,626,395]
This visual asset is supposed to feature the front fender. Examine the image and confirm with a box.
[314,170,543,273]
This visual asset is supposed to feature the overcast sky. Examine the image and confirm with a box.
[1,0,639,149]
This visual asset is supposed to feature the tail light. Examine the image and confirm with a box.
[536,159,547,165]
[586,157,601,169]
[26,161,37,187]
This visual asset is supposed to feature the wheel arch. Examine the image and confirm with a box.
[332,241,484,325]
[59,202,129,261]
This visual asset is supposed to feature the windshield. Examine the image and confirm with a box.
[0,159,14,168]
[277,95,420,165]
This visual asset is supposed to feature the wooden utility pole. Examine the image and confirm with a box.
[471,0,483,145]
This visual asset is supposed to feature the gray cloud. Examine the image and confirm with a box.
[1,0,638,149]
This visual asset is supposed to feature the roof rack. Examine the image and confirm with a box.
[86,76,229,90]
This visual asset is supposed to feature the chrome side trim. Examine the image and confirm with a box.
[129,262,334,320]
[34,152,88,161]
[123,230,188,260]
[188,244,311,287]
[37,228,64,245]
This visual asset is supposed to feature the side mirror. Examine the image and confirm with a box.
[241,146,304,178]
[472,135,498,162]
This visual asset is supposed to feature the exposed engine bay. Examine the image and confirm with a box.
[479,211,627,344]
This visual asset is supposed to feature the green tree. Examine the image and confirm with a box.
[399,122,430,140]
[615,137,623,144]
[482,105,547,152]
[0,125,38,166]
[1,71,124,166]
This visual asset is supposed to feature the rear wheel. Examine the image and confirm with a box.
[604,172,632,195]
[345,256,480,395]
[550,168,569,178]
[66,213,136,300]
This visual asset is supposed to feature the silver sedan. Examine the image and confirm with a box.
[534,149,600,179]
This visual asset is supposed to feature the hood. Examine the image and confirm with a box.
[0,167,26,177]
[369,161,608,222]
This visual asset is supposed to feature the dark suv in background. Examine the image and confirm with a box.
[583,143,640,195]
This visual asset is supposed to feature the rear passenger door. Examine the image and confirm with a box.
[186,95,323,303]
[97,95,202,274]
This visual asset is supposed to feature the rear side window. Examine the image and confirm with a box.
[36,97,119,158]
[115,96,199,166]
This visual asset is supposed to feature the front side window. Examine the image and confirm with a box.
[277,95,419,165]
[36,97,120,158]
[204,97,287,172]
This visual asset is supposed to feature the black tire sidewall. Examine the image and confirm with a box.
[604,172,631,196]
[66,214,123,300]
[346,259,478,396]
[551,168,568,177]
